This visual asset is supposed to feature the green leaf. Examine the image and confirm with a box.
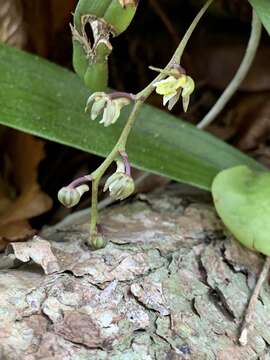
[212,165,270,256]
[248,0,270,35]
[0,44,264,191]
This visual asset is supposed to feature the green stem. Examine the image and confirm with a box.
[137,0,214,99]
[197,9,262,129]
[90,101,143,181]
[117,100,143,150]
[88,101,143,246]
[90,179,99,236]
[88,0,214,248]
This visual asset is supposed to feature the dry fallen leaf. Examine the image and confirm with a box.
[0,130,52,249]
[0,2,52,250]
[0,0,26,47]
[7,236,60,274]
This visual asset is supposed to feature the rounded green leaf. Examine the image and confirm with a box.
[212,165,270,255]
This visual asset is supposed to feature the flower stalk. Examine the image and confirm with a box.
[68,175,92,189]
[87,0,213,248]
[59,0,214,248]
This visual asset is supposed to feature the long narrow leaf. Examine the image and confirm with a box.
[0,45,264,190]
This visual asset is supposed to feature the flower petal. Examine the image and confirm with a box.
[90,98,107,120]
[114,97,130,108]
[110,103,121,125]
[163,93,177,106]
[153,78,171,87]
[86,92,107,109]
[182,95,190,112]
[100,100,116,126]
[154,76,183,96]
[182,76,195,98]
[168,90,181,111]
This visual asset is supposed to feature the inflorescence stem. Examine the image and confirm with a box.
[68,175,92,188]
[88,0,214,248]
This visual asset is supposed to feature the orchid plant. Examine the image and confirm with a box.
[58,0,213,249]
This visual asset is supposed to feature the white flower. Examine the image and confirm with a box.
[85,92,130,127]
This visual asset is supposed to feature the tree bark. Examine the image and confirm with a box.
[0,184,269,359]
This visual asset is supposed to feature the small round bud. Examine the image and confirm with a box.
[91,234,107,249]
[104,172,135,201]
[58,185,89,208]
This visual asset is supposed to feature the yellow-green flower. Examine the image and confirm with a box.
[153,74,195,112]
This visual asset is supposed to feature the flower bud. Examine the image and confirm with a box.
[91,234,107,249]
[58,185,89,208]
[104,172,135,200]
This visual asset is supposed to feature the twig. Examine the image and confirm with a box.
[197,9,262,130]
[0,0,26,47]
[239,256,270,346]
